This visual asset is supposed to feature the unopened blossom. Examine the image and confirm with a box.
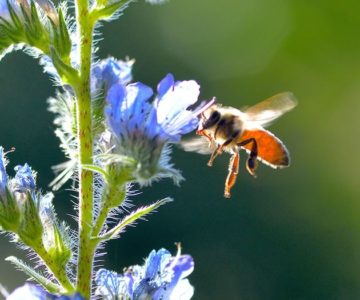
[12,164,36,194]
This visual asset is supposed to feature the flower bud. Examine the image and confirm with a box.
[18,191,43,245]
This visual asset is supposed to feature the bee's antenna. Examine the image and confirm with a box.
[194,97,216,117]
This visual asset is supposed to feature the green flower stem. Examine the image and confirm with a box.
[29,240,74,292]
[73,0,96,297]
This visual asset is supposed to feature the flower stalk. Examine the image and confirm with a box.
[74,0,96,297]
[1,1,202,298]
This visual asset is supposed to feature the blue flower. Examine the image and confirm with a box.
[104,73,206,184]
[92,57,134,93]
[95,268,135,300]
[12,164,36,194]
[95,247,194,300]
[0,146,8,197]
[7,283,84,300]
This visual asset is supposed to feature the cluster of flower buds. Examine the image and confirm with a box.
[0,0,72,77]
[95,246,194,300]
[0,147,71,277]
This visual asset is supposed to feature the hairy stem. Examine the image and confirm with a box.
[74,0,96,297]
[31,241,74,292]
[92,184,126,237]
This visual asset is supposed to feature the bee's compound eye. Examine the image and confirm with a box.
[210,110,221,121]
[203,110,221,129]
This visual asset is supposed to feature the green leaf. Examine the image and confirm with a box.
[50,47,79,83]
[92,0,134,21]
[5,256,62,293]
[93,197,173,242]
[82,164,109,180]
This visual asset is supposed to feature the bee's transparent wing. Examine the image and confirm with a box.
[244,92,297,128]
[180,137,216,155]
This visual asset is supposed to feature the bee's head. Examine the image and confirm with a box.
[200,105,222,130]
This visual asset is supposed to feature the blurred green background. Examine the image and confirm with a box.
[1,0,360,299]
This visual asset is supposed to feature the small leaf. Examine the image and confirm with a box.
[5,256,61,294]
[92,0,134,21]
[50,47,79,83]
[82,164,109,180]
[94,197,173,241]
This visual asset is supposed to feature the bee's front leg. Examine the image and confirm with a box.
[207,144,223,166]
[224,152,240,198]
[207,137,234,167]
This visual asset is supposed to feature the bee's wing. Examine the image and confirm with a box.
[180,137,216,155]
[244,92,297,128]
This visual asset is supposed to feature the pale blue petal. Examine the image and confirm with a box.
[0,147,7,195]
[157,73,174,98]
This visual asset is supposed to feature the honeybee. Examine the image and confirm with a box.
[183,92,297,198]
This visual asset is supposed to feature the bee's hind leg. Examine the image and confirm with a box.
[237,138,258,177]
[224,152,240,198]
